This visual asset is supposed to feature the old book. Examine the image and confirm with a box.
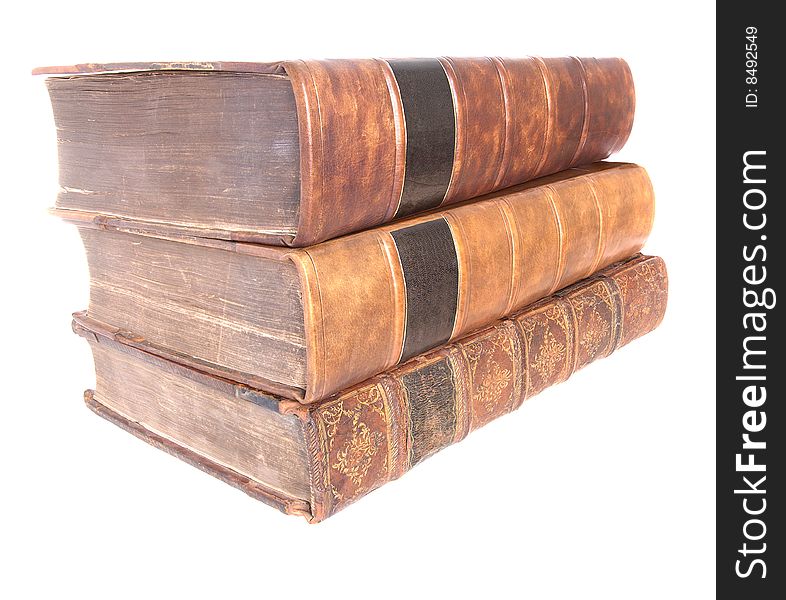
[38,56,635,246]
[57,162,655,404]
[75,254,668,522]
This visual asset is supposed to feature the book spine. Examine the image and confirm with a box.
[289,163,655,403]
[286,57,635,245]
[303,254,668,522]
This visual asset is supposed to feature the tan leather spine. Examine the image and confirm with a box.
[582,164,654,264]
[294,163,654,403]
[502,187,562,309]
[288,231,405,401]
[545,180,601,288]
[444,202,514,337]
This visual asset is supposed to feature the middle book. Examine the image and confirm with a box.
[63,162,654,404]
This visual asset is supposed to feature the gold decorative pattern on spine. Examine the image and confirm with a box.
[531,327,567,382]
[312,386,393,515]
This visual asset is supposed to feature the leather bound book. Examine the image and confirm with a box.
[74,254,668,522]
[38,56,635,246]
[57,162,655,404]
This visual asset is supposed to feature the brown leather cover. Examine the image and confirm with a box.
[75,254,667,522]
[59,162,654,404]
[59,162,655,404]
[288,162,654,402]
[37,57,635,246]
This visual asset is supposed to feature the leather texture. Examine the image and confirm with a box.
[390,218,459,362]
[74,254,667,522]
[286,56,635,245]
[59,162,655,404]
[38,57,635,246]
[386,58,456,217]
[287,162,655,402]
[302,254,668,521]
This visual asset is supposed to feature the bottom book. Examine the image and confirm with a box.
[73,254,668,522]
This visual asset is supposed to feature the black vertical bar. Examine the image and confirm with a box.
[391,217,460,363]
[717,4,783,596]
[387,58,456,217]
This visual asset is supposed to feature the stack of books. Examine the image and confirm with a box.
[39,57,667,522]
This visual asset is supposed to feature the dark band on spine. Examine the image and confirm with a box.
[391,217,459,363]
[387,58,456,218]
[401,358,458,466]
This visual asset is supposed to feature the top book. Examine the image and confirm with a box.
[37,57,635,246]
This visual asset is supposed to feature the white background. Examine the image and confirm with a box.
[2,1,715,597]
